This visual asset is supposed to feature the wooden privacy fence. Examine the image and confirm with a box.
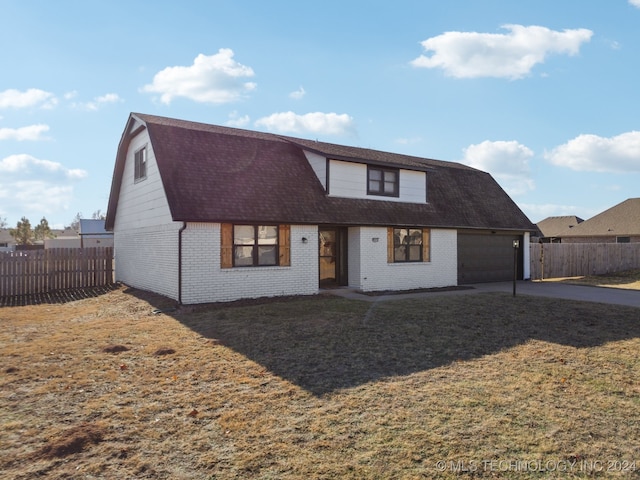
[0,247,114,297]
[530,243,640,280]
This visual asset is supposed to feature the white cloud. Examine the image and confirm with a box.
[0,124,50,141]
[411,24,593,79]
[462,140,535,195]
[0,154,88,219]
[630,0,640,8]
[0,154,88,179]
[0,88,58,109]
[289,86,306,100]
[72,92,122,111]
[545,131,640,173]
[226,111,251,128]
[142,49,256,104]
[255,112,355,136]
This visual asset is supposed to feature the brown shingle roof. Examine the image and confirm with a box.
[536,215,584,238]
[106,113,535,232]
[560,198,640,238]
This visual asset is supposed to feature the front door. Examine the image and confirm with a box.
[319,228,348,287]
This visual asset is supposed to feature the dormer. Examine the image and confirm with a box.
[303,150,429,204]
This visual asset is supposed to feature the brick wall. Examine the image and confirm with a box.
[114,223,179,300]
[347,227,457,292]
[181,223,319,304]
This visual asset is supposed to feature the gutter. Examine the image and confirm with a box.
[178,222,187,305]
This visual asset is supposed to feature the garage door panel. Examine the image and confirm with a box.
[458,233,522,284]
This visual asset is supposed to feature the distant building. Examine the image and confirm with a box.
[558,198,640,244]
[535,216,584,243]
[78,219,114,248]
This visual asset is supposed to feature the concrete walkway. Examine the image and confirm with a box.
[326,281,640,308]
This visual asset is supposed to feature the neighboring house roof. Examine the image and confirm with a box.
[79,219,112,237]
[536,215,584,238]
[52,228,79,239]
[561,198,640,238]
[0,229,15,245]
[106,113,536,232]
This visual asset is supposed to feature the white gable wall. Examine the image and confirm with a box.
[348,227,457,292]
[181,223,319,304]
[113,128,182,300]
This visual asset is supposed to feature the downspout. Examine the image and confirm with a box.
[178,222,187,305]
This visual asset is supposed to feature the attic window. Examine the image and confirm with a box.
[368,166,399,197]
[134,147,147,181]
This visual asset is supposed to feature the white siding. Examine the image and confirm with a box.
[523,231,531,280]
[304,151,327,190]
[327,159,427,203]
[113,128,182,300]
[181,223,319,304]
[348,227,457,292]
[113,130,176,230]
[400,170,427,203]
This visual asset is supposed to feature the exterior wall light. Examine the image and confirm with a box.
[301,237,308,244]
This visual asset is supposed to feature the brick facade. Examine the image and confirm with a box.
[347,227,457,292]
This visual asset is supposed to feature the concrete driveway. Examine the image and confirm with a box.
[473,281,640,308]
[328,281,640,308]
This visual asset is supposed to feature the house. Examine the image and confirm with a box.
[535,215,584,243]
[105,113,536,304]
[0,229,15,252]
[45,228,80,249]
[78,219,114,248]
[556,198,640,244]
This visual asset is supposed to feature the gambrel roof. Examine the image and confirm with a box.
[106,113,535,232]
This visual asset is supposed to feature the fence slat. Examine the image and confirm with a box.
[0,247,114,297]
[530,243,640,279]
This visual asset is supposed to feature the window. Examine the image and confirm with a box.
[134,147,147,181]
[233,225,279,267]
[388,227,430,263]
[221,224,290,268]
[616,236,631,243]
[368,166,399,197]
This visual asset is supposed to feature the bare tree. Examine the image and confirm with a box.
[92,209,106,220]
[69,212,82,231]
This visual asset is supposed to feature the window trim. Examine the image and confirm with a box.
[367,165,399,197]
[134,146,147,182]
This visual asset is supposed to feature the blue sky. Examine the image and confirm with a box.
[1,0,639,228]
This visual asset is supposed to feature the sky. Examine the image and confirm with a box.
[1,0,639,229]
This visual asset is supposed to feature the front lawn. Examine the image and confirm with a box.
[1,286,639,478]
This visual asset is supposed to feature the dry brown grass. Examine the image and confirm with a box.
[1,286,640,479]
[546,269,640,290]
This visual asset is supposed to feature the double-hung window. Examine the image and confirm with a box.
[233,225,279,267]
[134,147,147,181]
[368,166,399,197]
[389,227,431,263]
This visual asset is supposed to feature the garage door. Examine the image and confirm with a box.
[457,232,523,284]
